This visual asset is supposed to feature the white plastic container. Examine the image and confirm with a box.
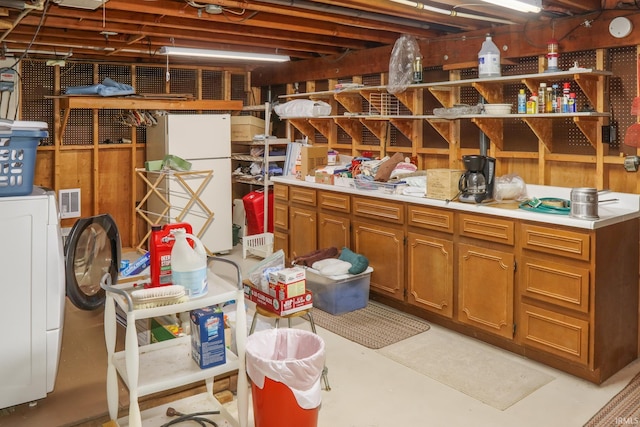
[171,229,208,298]
[478,35,501,78]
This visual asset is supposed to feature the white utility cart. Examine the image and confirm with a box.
[102,257,248,427]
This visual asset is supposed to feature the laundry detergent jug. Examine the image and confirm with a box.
[171,229,208,298]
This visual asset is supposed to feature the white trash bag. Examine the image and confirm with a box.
[246,328,326,409]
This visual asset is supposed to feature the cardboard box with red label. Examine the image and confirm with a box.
[244,282,313,316]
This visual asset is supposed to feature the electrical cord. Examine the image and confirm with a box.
[160,407,220,427]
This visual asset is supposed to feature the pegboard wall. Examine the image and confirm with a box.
[19,60,247,146]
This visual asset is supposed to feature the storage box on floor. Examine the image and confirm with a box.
[305,267,373,315]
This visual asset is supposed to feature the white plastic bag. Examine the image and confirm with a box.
[494,174,528,201]
[273,99,332,118]
[388,34,421,95]
[246,329,326,409]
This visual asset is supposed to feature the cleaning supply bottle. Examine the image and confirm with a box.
[171,229,208,298]
[537,82,547,113]
[149,222,193,288]
[478,35,501,78]
[517,89,527,114]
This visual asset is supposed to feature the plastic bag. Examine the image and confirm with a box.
[388,34,421,95]
[248,249,285,292]
[246,329,326,409]
[494,174,528,201]
[273,99,332,118]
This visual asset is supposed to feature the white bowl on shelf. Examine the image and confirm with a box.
[483,104,512,115]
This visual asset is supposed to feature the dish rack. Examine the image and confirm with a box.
[243,232,274,259]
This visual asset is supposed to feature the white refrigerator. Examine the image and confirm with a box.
[147,114,232,254]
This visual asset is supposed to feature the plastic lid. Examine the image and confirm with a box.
[0,119,48,131]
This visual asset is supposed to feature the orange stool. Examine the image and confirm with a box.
[249,306,331,391]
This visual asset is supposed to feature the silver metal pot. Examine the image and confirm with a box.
[570,187,599,220]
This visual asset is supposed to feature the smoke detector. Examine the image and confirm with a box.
[205,4,223,14]
[53,0,108,10]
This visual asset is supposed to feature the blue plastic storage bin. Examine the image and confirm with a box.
[0,121,48,197]
[305,267,373,315]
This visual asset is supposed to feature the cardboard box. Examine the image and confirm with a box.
[426,169,465,200]
[300,145,328,177]
[190,307,226,369]
[269,279,306,300]
[315,171,335,185]
[244,282,313,316]
[231,116,266,141]
[277,266,306,284]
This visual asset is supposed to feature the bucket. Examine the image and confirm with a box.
[570,187,599,220]
[170,229,208,297]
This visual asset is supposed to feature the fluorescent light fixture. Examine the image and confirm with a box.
[481,0,541,13]
[159,46,290,62]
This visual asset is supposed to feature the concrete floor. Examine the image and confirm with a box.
[0,243,638,426]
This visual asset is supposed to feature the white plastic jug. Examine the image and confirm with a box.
[171,229,208,298]
[478,35,501,78]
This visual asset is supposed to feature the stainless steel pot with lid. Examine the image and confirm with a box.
[570,187,599,220]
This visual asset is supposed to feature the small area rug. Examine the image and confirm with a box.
[378,328,555,410]
[584,371,640,426]
[312,301,430,349]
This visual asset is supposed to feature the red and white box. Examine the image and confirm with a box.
[244,282,313,316]
[269,279,306,300]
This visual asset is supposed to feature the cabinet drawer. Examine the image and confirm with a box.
[319,191,350,213]
[458,213,514,245]
[290,187,317,206]
[520,303,589,366]
[273,184,288,201]
[274,201,288,229]
[408,205,454,234]
[521,224,590,262]
[521,256,590,313]
[353,197,404,224]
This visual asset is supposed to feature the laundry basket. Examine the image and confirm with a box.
[243,232,274,259]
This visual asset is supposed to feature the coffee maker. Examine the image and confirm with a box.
[458,154,496,203]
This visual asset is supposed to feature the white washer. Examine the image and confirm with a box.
[0,187,65,409]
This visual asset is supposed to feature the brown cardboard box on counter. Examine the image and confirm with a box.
[300,145,328,177]
[426,169,465,200]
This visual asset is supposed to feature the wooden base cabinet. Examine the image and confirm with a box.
[353,220,405,301]
[407,232,454,318]
[273,181,639,383]
[458,243,515,340]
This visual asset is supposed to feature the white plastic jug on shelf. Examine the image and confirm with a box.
[171,229,208,298]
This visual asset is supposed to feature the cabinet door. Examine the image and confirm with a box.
[289,206,317,259]
[407,232,454,318]
[273,229,288,259]
[274,201,288,229]
[353,220,404,301]
[458,243,515,339]
[319,212,350,250]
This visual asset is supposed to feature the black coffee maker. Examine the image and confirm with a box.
[458,154,496,203]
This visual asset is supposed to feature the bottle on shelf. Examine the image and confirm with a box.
[569,93,577,112]
[527,95,538,114]
[552,84,561,113]
[545,87,553,113]
[546,39,560,72]
[538,82,547,113]
[478,35,501,78]
[413,56,423,83]
[171,229,208,298]
[517,89,527,114]
[562,83,571,113]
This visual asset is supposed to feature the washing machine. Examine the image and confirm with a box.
[0,186,121,409]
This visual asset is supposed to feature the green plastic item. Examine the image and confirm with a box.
[162,154,192,171]
[144,160,164,171]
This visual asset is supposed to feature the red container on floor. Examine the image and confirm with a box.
[251,377,319,427]
[243,189,274,235]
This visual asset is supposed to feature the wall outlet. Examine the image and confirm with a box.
[59,188,81,219]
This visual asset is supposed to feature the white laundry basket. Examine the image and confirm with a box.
[243,232,274,259]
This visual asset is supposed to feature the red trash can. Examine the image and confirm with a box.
[242,189,274,235]
[246,329,325,427]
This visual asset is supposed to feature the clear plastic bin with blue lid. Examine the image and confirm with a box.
[0,120,49,197]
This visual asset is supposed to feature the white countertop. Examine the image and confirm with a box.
[271,176,640,230]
